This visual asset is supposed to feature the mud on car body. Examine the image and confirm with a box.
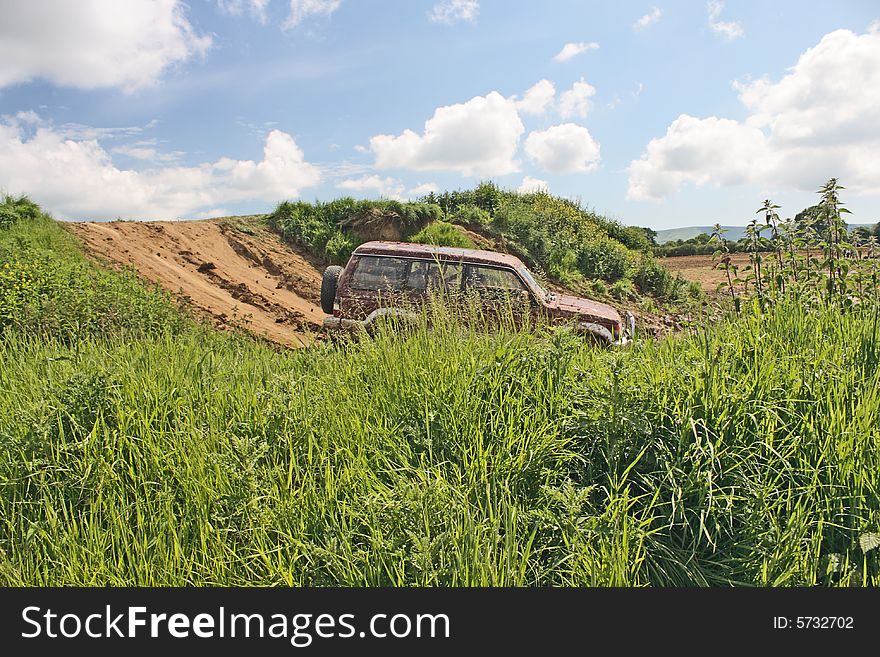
[321,241,635,345]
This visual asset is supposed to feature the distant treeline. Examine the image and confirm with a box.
[655,207,880,257]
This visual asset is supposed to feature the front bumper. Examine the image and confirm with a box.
[611,311,636,347]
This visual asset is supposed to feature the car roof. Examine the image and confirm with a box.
[352,241,525,269]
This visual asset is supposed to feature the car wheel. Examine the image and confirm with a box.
[321,265,343,314]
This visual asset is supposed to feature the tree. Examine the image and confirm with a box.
[852,226,872,241]
[636,226,658,246]
[794,204,827,240]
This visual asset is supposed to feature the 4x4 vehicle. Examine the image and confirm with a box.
[321,241,634,345]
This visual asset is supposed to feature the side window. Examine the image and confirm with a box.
[464,266,526,292]
[405,260,463,293]
[349,256,408,291]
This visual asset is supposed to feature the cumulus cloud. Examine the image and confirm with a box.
[627,115,769,200]
[525,124,601,174]
[553,41,600,62]
[515,79,556,115]
[283,0,341,28]
[337,175,405,199]
[518,176,549,193]
[706,1,744,41]
[215,0,269,23]
[369,91,524,176]
[112,140,184,163]
[0,115,320,219]
[633,7,661,31]
[428,0,479,25]
[627,28,880,200]
[0,0,211,92]
[558,78,596,119]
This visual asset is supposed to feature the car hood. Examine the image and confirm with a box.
[546,293,622,324]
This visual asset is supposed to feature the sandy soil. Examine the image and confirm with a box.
[65,218,325,346]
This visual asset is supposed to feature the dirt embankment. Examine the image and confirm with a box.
[66,218,325,346]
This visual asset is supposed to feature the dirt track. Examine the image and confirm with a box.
[66,218,324,346]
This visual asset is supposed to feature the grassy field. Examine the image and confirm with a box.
[1,196,878,586]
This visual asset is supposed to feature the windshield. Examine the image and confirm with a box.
[517,266,549,300]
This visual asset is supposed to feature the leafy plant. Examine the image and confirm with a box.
[408,221,476,249]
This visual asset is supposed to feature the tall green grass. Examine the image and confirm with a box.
[1,298,877,585]
[0,197,186,342]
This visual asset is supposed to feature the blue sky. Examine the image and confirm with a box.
[1,0,878,229]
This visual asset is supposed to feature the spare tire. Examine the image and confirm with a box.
[321,265,343,314]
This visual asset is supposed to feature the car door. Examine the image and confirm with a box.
[462,264,531,327]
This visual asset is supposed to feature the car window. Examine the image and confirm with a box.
[406,260,463,293]
[349,256,408,291]
[517,266,548,300]
[464,266,526,292]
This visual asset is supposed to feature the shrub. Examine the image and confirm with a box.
[268,199,442,260]
[324,230,355,264]
[576,238,633,282]
[451,204,490,227]
[633,253,694,301]
[0,207,18,230]
[610,278,635,301]
[408,222,476,249]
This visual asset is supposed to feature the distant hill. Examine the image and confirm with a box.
[655,222,877,244]
[655,226,746,244]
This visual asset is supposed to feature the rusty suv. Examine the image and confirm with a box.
[320,241,634,345]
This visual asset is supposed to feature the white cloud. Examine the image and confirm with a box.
[627,115,769,200]
[369,91,524,176]
[553,41,600,63]
[558,78,596,119]
[284,0,341,29]
[515,79,556,115]
[525,124,601,174]
[215,0,269,23]
[707,1,744,41]
[111,140,184,163]
[627,28,880,200]
[0,115,321,219]
[633,81,644,98]
[633,7,661,31]
[518,176,549,193]
[337,175,405,199]
[408,182,440,197]
[429,0,479,25]
[0,0,212,92]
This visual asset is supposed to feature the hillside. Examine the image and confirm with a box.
[655,225,746,244]
[656,222,877,244]
[265,183,701,307]
[66,217,324,346]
